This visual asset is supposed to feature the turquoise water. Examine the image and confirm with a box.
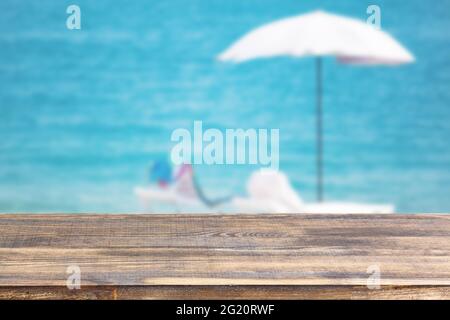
[0,0,449,213]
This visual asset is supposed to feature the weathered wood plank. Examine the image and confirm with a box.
[0,214,449,299]
[0,286,449,300]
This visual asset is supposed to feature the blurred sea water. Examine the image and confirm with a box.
[0,0,449,213]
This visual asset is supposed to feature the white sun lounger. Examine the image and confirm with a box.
[135,169,394,214]
[232,170,394,214]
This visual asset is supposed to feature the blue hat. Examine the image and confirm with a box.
[150,160,173,184]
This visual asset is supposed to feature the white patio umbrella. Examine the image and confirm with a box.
[218,10,414,202]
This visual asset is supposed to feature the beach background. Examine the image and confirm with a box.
[0,0,449,213]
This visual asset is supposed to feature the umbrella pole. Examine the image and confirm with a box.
[316,57,323,202]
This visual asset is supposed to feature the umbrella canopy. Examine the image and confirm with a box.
[218,10,414,64]
[218,10,414,202]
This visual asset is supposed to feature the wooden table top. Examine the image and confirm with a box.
[0,214,449,299]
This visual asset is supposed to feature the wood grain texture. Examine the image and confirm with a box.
[0,286,449,300]
[0,214,449,299]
